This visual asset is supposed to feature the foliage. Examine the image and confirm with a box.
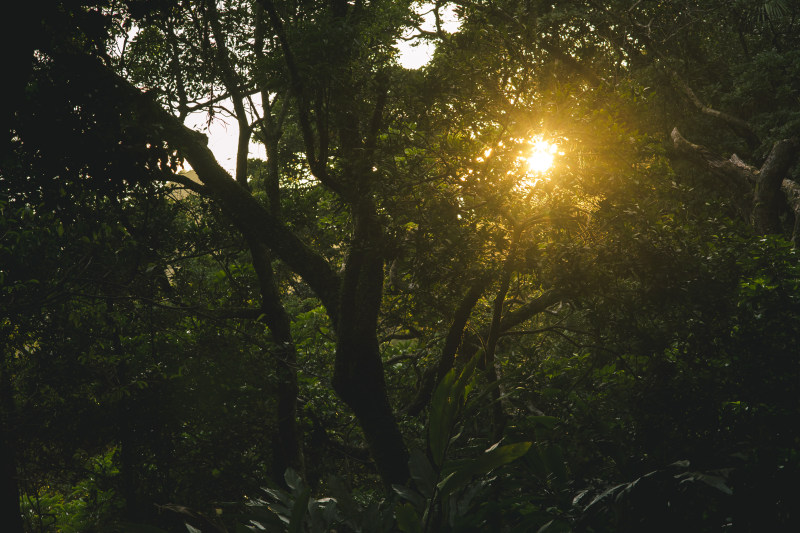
[177,356,532,533]
[20,448,124,533]
[4,0,800,531]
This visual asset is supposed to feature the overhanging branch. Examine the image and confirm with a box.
[667,70,760,150]
[64,52,343,323]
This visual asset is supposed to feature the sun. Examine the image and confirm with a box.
[526,139,559,173]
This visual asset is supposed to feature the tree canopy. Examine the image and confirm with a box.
[3,0,800,531]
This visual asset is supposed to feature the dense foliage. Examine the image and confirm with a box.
[3,0,800,531]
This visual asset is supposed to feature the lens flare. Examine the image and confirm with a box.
[526,140,558,173]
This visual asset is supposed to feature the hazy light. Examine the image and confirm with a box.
[396,41,435,70]
[526,140,559,174]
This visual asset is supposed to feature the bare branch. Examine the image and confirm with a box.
[667,70,760,149]
[671,127,755,189]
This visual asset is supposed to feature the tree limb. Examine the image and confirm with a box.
[450,0,605,88]
[672,127,800,237]
[206,0,253,187]
[64,52,343,323]
[258,0,343,195]
[671,127,756,186]
[667,70,760,150]
[404,275,490,415]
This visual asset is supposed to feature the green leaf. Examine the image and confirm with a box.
[392,484,427,511]
[437,441,531,498]
[537,518,572,533]
[408,449,437,499]
[287,487,310,533]
[119,523,174,533]
[284,468,304,492]
[540,444,568,483]
[429,369,457,467]
[395,503,422,533]
[428,350,482,467]
[529,416,560,430]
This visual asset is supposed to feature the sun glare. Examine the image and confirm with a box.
[526,140,559,174]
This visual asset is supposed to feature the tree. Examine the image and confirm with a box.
[5,0,800,529]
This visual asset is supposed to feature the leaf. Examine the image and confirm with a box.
[529,416,560,430]
[284,468,304,492]
[242,502,287,526]
[695,473,733,495]
[428,350,482,467]
[408,449,437,499]
[318,498,340,525]
[428,368,457,467]
[583,483,626,512]
[118,523,174,533]
[677,472,733,495]
[540,444,568,483]
[262,487,292,508]
[437,441,531,498]
[395,503,422,533]
[392,484,427,512]
[537,518,571,533]
[325,476,359,521]
[287,487,310,533]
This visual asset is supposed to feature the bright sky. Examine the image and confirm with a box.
[183,2,461,176]
[396,2,461,69]
[184,109,266,176]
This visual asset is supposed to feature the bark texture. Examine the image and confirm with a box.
[60,53,411,487]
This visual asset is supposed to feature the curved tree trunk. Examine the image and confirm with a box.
[332,207,410,487]
[753,139,800,235]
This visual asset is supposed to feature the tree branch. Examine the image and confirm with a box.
[258,0,343,195]
[670,127,755,211]
[450,0,605,88]
[206,0,253,187]
[404,275,490,415]
[667,70,760,150]
[66,52,343,323]
[672,127,800,237]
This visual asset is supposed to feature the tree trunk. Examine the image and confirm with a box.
[672,128,800,238]
[332,336,410,487]
[753,139,800,235]
[332,209,410,487]
[485,266,513,442]
[405,276,489,416]
[248,240,303,479]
